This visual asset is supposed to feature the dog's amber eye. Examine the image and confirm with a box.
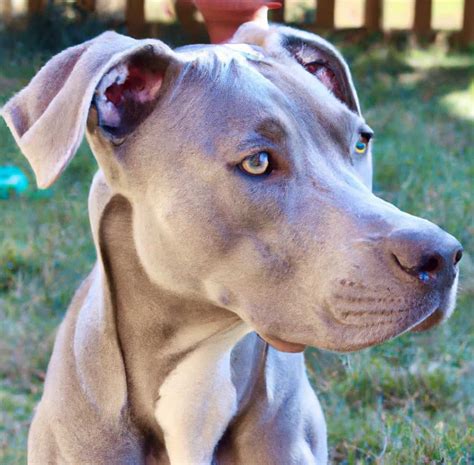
[355,133,371,154]
[240,152,272,176]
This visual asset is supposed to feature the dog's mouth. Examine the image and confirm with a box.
[253,280,457,354]
[257,303,440,354]
[258,333,306,353]
[410,306,446,332]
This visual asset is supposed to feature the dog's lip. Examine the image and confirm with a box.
[410,306,443,332]
[258,333,306,353]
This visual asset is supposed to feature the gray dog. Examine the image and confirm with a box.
[2,23,462,465]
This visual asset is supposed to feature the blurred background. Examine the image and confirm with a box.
[0,1,473,464]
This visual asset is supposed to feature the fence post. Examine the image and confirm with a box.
[126,0,145,37]
[76,0,96,12]
[270,0,285,23]
[413,0,432,35]
[364,0,383,32]
[461,0,474,45]
[175,0,203,41]
[1,0,13,22]
[315,0,335,28]
[28,0,45,15]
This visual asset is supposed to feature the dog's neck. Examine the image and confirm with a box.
[88,172,253,461]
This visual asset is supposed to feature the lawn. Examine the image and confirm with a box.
[0,25,473,465]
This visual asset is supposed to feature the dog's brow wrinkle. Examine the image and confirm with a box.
[255,117,288,141]
[235,118,288,152]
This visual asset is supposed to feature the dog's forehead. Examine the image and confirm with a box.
[221,43,266,62]
[173,42,316,112]
[172,43,287,113]
[176,42,270,68]
[169,41,359,146]
[174,42,353,115]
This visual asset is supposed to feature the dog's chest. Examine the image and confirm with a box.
[154,323,250,464]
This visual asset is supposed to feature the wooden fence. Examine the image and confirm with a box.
[312,0,473,44]
[1,0,473,45]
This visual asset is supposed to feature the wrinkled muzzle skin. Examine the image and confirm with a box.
[86,27,462,355]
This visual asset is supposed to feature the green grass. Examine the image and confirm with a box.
[0,35,473,465]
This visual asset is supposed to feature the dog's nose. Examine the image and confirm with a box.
[386,228,463,286]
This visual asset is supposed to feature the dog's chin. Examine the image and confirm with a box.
[409,307,444,332]
[254,282,458,353]
[255,304,440,354]
[411,283,458,333]
[258,333,306,353]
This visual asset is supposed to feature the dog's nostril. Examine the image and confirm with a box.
[387,229,462,285]
[391,251,445,281]
[454,248,463,266]
[419,254,441,274]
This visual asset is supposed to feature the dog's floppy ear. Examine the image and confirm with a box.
[1,31,176,188]
[233,24,361,115]
[280,27,360,114]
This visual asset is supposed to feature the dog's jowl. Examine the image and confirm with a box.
[2,23,462,465]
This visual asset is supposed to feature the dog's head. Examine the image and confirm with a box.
[2,26,462,352]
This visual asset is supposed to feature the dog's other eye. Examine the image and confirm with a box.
[239,152,273,176]
[354,133,372,155]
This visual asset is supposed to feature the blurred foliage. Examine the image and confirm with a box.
[0,2,125,57]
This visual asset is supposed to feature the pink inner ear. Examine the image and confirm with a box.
[305,62,344,104]
[105,64,164,106]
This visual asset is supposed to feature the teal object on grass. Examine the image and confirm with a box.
[0,166,29,199]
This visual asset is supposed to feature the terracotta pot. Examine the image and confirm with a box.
[193,0,282,43]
